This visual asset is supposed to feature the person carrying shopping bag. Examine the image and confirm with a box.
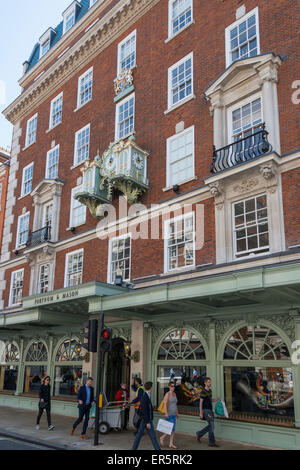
[132,382,161,450]
[36,376,54,431]
[196,377,220,447]
[159,382,179,449]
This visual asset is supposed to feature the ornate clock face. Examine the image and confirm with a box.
[133,152,144,170]
[104,152,116,172]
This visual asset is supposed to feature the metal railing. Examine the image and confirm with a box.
[210,124,273,174]
[27,225,51,247]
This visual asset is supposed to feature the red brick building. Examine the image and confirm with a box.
[0,148,10,251]
[0,0,300,448]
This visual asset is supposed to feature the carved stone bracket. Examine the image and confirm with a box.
[259,163,278,193]
[209,181,224,210]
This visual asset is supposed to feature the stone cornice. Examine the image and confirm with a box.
[3,0,160,125]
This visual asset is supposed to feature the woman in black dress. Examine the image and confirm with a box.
[36,376,54,431]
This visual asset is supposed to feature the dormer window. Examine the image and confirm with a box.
[62,1,81,35]
[39,28,56,59]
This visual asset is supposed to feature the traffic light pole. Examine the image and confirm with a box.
[94,312,104,447]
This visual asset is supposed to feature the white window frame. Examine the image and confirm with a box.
[63,3,78,35]
[16,212,30,249]
[164,212,195,273]
[166,125,195,187]
[167,52,193,110]
[9,269,24,307]
[225,6,260,68]
[21,162,34,197]
[70,186,86,228]
[227,92,263,144]
[73,124,90,166]
[25,114,38,148]
[40,37,50,58]
[117,30,137,75]
[77,67,93,109]
[46,145,60,180]
[168,0,193,39]
[232,193,269,259]
[115,93,135,142]
[38,264,50,294]
[107,234,132,284]
[49,92,63,130]
[64,249,84,288]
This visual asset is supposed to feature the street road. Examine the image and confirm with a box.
[0,437,53,450]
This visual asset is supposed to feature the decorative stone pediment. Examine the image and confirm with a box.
[205,53,282,107]
[31,179,64,204]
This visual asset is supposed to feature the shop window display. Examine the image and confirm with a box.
[0,342,19,392]
[223,325,294,427]
[156,329,207,415]
[53,338,83,398]
[23,365,47,393]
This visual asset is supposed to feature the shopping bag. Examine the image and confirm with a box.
[221,400,229,419]
[156,419,173,435]
[90,404,96,418]
[157,393,170,414]
[215,401,224,416]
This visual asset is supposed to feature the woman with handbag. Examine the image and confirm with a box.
[159,382,178,449]
[36,376,54,431]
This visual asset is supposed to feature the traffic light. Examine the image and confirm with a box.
[99,327,112,352]
[82,319,98,353]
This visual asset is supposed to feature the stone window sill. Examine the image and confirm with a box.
[165,20,195,44]
[164,94,196,115]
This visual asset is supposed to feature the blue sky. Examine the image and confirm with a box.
[0,0,72,150]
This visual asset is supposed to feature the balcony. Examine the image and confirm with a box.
[26,225,51,248]
[210,125,273,174]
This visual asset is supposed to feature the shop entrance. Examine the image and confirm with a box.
[105,338,130,401]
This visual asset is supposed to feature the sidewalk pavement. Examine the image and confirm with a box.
[0,406,277,451]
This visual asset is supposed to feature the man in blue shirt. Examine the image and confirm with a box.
[70,377,95,439]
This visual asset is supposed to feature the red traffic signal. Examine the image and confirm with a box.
[100,327,112,352]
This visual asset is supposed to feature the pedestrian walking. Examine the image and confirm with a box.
[130,377,145,433]
[132,381,161,450]
[196,377,220,447]
[70,377,95,439]
[116,382,130,430]
[159,381,179,449]
[36,376,54,431]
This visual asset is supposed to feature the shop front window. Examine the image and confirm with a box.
[23,341,48,394]
[53,338,83,398]
[0,343,20,393]
[223,325,294,427]
[156,329,207,416]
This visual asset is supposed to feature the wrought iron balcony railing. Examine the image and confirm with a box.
[210,124,273,174]
[27,225,51,248]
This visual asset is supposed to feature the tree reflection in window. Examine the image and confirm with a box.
[26,342,48,362]
[56,339,83,362]
[4,343,20,363]
[224,325,290,360]
[158,329,205,360]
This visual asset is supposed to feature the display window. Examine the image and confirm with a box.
[222,324,294,427]
[0,343,20,393]
[53,338,83,398]
[23,341,48,394]
[156,329,208,416]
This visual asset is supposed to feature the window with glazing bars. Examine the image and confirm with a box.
[66,251,83,287]
[116,95,135,140]
[46,146,59,179]
[170,0,192,36]
[22,163,34,196]
[38,264,50,294]
[74,125,90,165]
[26,115,37,147]
[169,54,193,107]
[110,236,131,283]
[233,194,269,257]
[118,31,136,73]
[78,69,93,107]
[50,94,63,128]
[229,13,258,64]
[167,214,194,271]
[17,213,30,247]
[10,270,24,305]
